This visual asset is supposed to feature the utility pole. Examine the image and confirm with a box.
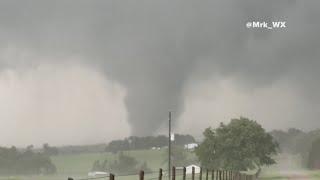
[168,111,172,180]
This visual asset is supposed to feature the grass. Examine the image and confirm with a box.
[0,148,197,180]
[51,149,171,176]
[0,149,171,180]
[7,151,320,180]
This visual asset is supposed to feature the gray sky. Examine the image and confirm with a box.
[0,0,320,147]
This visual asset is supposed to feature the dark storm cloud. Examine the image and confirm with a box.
[0,0,320,135]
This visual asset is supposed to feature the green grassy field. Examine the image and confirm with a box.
[2,151,320,180]
[52,149,171,176]
[0,149,172,180]
[0,149,198,180]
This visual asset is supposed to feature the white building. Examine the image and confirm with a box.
[184,143,198,150]
[151,147,161,150]
[186,165,200,174]
[88,171,109,177]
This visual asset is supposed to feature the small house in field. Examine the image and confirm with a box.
[151,147,161,150]
[186,165,200,174]
[88,171,108,177]
[184,143,198,150]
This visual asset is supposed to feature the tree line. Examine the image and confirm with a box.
[0,145,56,175]
[270,128,320,169]
[96,117,279,172]
[105,134,196,153]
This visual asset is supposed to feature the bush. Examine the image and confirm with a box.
[0,146,56,175]
[91,152,152,174]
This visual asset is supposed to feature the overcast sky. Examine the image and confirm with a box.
[1,0,320,147]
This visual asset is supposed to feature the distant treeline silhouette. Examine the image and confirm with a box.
[0,145,56,175]
[57,143,107,154]
[105,134,196,153]
[270,128,320,169]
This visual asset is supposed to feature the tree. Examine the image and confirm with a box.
[195,117,278,171]
[93,152,152,174]
[108,152,144,174]
[43,143,59,156]
[162,145,197,167]
[270,128,320,168]
[0,145,56,175]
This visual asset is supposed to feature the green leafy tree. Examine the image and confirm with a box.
[108,152,147,174]
[270,128,305,154]
[162,145,197,167]
[196,117,278,171]
[43,143,59,156]
[0,146,56,175]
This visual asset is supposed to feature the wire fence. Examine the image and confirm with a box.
[68,166,259,180]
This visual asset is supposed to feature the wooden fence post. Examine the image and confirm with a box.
[211,170,214,180]
[172,166,176,180]
[206,169,209,180]
[219,170,222,180]
[159,168,163,180]
[225,171,227,180]
[222,170,225,180]
[110,173,115,180]
[183,167,186,180]
[139,170,144,180]
[67,178,73,180]
[192,166,195,180]
[224,170,228,179]
[200,167,203,180]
